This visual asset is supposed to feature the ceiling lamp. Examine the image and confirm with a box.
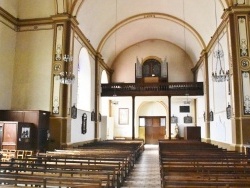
[182,1,190,106]
[211,0,229,82]
[184,94,191,105]
[59,54,75,84]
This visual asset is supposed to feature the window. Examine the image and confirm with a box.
[77,48,91,111]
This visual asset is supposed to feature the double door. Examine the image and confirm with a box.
[140,117,166,144]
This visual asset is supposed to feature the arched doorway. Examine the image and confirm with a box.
[137,101,168,144]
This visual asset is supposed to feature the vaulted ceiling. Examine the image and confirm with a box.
[1,0,229,69]
[76,0,228,68]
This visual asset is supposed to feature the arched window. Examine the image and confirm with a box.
[101,70,108,84]
[77,47,91,111]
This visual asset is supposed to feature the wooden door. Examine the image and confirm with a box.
[2,122,18,150]
[145,117,165,144]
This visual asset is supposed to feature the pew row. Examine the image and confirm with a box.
[159,140,250,188]
[0,139,144,188]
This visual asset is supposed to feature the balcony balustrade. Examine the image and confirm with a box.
[101,82,203,97]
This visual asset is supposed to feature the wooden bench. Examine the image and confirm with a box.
[0,140,144,188]
[159,140,250,188]
[0,158,119,188]
[0,173,102,188]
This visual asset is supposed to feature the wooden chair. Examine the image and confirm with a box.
[16,150,24,159]
[1,149,15,162]
[25,150,33,158]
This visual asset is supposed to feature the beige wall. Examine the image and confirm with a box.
[17,0,55,19]
[112,39,194,83]
[0,0,18,17]
[0,23,16,109]
[12,30,53,110]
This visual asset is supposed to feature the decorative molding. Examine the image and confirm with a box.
[238,16,248,57]
[0,7,17,31]
[52,75,61,114]
[55,25,64,61]
[97,12,205,55]
[17,24,53,32]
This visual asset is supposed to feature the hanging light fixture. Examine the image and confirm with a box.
[182,1,191,106]
[211,0,229,82]
[184,94,191,105]
[59,54,75,84]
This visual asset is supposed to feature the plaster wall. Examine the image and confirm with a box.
[12,30,53,111]
[0,23,16,109]
[112,39,194,83]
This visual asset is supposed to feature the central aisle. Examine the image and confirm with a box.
[122,144,161,188]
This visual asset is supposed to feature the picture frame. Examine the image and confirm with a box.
[184,115,192,123]
[21,127,30,138]
[171,115,178,123]
[119,108,129,125]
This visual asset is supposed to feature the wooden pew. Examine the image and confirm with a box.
[159,140,250,188]
[0,139,144,188]
[0,173,102,188]
[0,159,119,187]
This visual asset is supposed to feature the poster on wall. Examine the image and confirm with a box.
[119,108,129,125]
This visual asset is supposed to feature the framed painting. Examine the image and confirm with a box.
[119,108,129,125]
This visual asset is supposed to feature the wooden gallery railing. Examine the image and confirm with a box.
[101,82,204,97]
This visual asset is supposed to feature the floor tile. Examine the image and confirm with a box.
[121,144,161,188]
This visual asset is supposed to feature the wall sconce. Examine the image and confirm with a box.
[226,104,231,119]
[71,104,77,119]
[99,113,102,122]
[91,110,95,121]
[209,110,214,121]
[111,100,118,105]
[81,113,87,134]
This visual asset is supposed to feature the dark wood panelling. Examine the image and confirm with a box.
[184,126,201,141]
[0,110,50,151]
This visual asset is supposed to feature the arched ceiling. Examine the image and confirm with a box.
[75,0,228,68]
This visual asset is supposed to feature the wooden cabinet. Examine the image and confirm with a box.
[184,126,201,141]
[1,121,35,150]
[0,110,50,151]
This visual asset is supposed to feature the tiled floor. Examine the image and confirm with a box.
[121,144,161,188]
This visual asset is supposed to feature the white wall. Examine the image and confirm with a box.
[207,32,232,144]
[70,37,96,144]
[111,97,133,138]
[170,98,196,138]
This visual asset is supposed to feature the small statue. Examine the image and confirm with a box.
[172,124,179,138]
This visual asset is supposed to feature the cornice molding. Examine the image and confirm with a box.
[222,5,250,18]
[0,7,17,30]
[0,7,17,25]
